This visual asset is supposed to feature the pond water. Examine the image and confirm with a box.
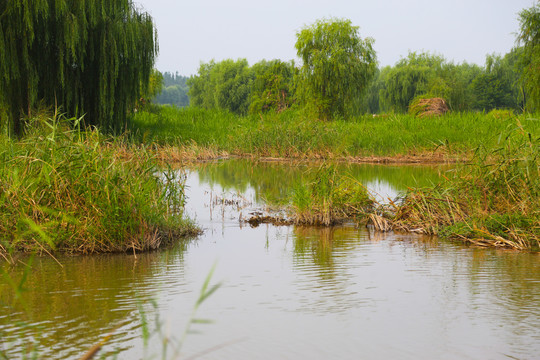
[1,160,539,359]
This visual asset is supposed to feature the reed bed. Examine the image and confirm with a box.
[132,106,540,160]
[0,114,198,255]
[372,123,540,250]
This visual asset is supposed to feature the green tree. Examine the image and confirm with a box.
[140,69,164,105]
[437,62,482,112]
[154,85,190,107]
[379,52,445,112]
[188,59,253,114]
[295,18,377,120]
[471,51,523,111]
[517,2,540,111]
[0,0,157,135]
[358,67,384,114]
[249,59,296,113]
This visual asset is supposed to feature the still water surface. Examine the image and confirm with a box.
[1,161,539,359]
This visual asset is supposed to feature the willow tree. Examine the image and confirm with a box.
[295,18,377,120]
[378,52,445,113]
[0,0,157,135]
[517,3,540,111]
[250,59,296,114]
[188,59,253,114]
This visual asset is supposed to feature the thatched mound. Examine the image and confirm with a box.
[409,97,449,117]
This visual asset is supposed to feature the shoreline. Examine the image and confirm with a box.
[145,144,467,165]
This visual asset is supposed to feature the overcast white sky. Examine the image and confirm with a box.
[134,0,537,76]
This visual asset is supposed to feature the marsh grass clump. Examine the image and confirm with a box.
[384,123,539,250]
[291,165,373,225]
[0,114,198,255]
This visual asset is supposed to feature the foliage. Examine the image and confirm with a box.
[188,59,253,114]
[139,69,164,108]
[435,61,482,112]
[0,112,197,254]
[471,51,523,111]
[295,18,377,120]
[153,72,190,107]
[0,0,157,135]
[359,67,385,114]
[187,58,299,115]
[377,50,525,113]
[379,52,445,112]
[517,2,540,111]
[249,59,296,113]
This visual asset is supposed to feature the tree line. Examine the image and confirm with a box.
[184,48,534,117]
[183,4,538,117]
[1,1,538,136]
[152,72,190,107]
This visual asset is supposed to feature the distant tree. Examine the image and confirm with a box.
[437,62,482,112]
[162,72,189,87]
[358,67,385,114]
[0,0,157,135]
[379,52,445,112]
[516,3,540,111]
[471,52,523,111]
[249,60,296,113]
[188,59,253,114]
[154,86,190,107]
[295,18,377,120]
[154,71,190,107]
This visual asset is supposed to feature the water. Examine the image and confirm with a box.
[1,161,539,359]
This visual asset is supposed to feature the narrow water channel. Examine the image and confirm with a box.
[1,161,539,359]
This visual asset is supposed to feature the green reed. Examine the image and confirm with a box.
[290,165,373,225]
[132,106,540,159]
[383,122,539,250]
[0,113,198,255]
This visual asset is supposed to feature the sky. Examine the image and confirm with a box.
[134,0,537,76]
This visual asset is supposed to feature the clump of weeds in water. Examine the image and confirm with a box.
[0,112,199,255]
[380,120,540,250]
[291,164,374,226]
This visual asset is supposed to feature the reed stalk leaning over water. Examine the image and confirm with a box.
[371,120,539,251]
[0,112,198,255]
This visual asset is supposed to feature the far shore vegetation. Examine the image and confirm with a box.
[1,2,539,253]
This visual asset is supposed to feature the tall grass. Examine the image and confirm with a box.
[291,165,373,225]
[132,106,540,159]
[0,113,198,255]
[376,123,540,250]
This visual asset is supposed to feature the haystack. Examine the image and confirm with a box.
[408,97,449,118]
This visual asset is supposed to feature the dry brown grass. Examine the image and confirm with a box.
[409,97,449,118]
[368,128,540,251]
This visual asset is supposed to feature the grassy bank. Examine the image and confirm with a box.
[371,127,539,250]
[132,106,540,160]
[0,115,198,256]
